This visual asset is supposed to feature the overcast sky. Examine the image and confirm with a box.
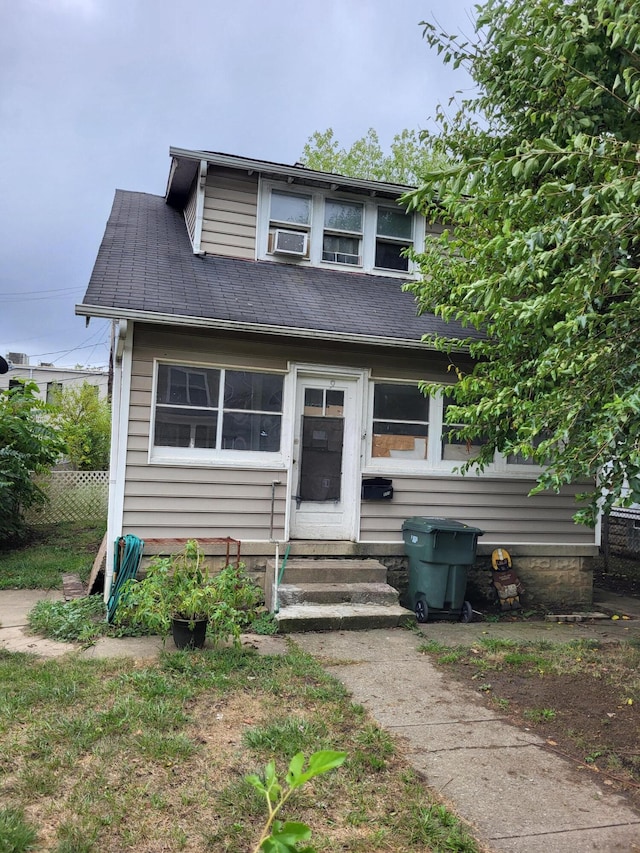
[1,0,475,369]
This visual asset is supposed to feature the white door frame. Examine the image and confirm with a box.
[287,363,365,540]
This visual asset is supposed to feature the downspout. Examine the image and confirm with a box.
[104,320,133,603]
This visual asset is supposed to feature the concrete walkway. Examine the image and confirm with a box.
[295,627,640,853]
[1,588,639,851]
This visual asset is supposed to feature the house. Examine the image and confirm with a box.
[0,353,109,402]
[77,147,597,617]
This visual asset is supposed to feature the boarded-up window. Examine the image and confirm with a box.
[372,383,429,459]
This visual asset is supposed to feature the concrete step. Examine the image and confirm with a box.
[268,557,388,585]
[276,582,400,607]
[274,603,414,633]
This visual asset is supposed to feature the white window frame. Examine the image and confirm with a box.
[149,359,291,470]
[322,199,364,266]
[374,205,414,273]
[363,379,545,478]
[257,178,422,277]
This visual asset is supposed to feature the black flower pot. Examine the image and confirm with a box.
[171,617,208,649]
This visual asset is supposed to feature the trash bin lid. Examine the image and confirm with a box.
[402,516,484,535]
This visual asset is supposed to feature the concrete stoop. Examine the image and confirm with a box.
[270,557,413,632]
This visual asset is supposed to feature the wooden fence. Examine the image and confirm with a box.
[26,471,109,524]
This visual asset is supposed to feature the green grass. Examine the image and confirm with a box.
[0,522,105,589]
[0,647,481,852]
[0,807,39,852]
[0,526,484,851]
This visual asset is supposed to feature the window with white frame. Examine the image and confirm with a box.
[441,394,486,461]
[322,199,363,265]
[261,182,418,275]
[371,382,430,460]
[375,206,413,272]
[268,191,311,257]
[153,364,284,454]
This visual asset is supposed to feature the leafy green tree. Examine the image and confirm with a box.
[53,382,111,470]
[403,0,640,525]
[0,382,66,544]
[301,127,442,184]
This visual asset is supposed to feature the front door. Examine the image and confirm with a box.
[290,371,362,540]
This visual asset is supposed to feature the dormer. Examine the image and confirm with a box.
[165,148,425,278]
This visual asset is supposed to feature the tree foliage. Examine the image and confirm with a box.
[403,0,640,525]
[52,382,111,471]
[0,382,65,544]
[300,127,442,184]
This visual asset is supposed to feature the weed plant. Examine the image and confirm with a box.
[27,596,108,644]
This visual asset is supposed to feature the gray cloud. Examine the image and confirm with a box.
[0,0,473,367]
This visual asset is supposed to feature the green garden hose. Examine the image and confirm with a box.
[107,534,145,623]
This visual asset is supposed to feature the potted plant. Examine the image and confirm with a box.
[115,539,261,649]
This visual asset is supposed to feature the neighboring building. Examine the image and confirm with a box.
[0,353,109,401]
[76,148,597,609]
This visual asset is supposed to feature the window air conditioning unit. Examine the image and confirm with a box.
[272,229,308,257]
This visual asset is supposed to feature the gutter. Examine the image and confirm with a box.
[75,303,451,352]
[168,146,415,197]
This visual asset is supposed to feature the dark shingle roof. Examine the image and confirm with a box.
[81,190,474,347]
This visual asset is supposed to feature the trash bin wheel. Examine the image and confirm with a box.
[460,601,473,623]
[415,596,428,624]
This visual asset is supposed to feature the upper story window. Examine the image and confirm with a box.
[259,180,421,276]
[268,191,311,258]
[270,191,311,227]
[153,363,284,457]
[375,207,413,272]
[322,200,363,266]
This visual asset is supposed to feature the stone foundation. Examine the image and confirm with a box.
[380,547,595,612]
[466,554,594,611]
[135,539,596,612]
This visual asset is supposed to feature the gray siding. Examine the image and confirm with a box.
[121,325,287,541]
[200,168,258,259]
[121,324,593,547]
[359,475,593,545]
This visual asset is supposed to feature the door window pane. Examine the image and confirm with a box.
[304,388,323,412]
[326,389,344,416]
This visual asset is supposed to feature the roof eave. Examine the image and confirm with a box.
[167,146,415,204]
[75,303,439,352]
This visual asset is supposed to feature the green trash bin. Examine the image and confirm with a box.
[402,517,484,623]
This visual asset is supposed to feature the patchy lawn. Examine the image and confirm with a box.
[418,636,640,814]
[0,646,481,853]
